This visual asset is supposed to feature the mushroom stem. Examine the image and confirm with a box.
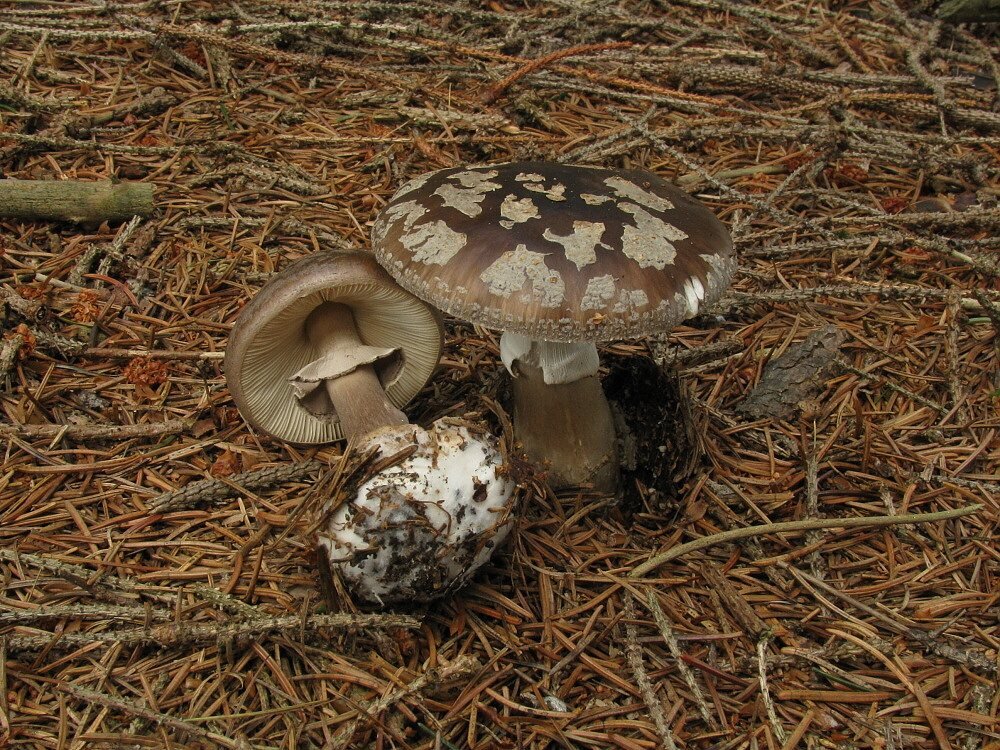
[505,337,618,492]
[304,303,408,439]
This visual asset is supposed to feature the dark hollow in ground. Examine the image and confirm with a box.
[603,353,704,514]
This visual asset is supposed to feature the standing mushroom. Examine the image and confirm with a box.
[371,162,735,492]
[224,250,515,603]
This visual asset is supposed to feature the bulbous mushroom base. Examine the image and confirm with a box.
[510,363,619,493]
[319,421,516,605]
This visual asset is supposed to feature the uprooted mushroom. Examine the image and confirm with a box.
[224,250,515,604]
[372,162,736,493]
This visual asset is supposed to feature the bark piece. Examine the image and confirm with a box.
[737,325,846,420]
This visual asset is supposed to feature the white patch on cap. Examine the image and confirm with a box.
[514,172,568,201]
[604,176,674,213]
[401,220,467,265]
[453,169,500,187]
[373,199,427,246]
[524,181,567,201]
[581,276,649,313]
[612,288,649,314]
[543,221,606,270]
[581,193,612,206]
[434,185,494,218]
[618,202,687,269]
[431,170,501,217]
[499,195,540,228]
[392,172,435,201]
[581,274,616,311]
[480,244,565,308]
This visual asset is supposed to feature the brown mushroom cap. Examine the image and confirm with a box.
[224,250,442,444]
[372,162,735,342]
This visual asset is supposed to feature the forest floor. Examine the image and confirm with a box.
[0,1,998,749]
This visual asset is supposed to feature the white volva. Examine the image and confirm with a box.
[319,421,516,604]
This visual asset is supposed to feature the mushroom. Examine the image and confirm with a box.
[371,162,735,492]
[223,249,443,445]
[224,249,516,602]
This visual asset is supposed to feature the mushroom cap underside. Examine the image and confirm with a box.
[372,162,736,342]
[224,250,443,444]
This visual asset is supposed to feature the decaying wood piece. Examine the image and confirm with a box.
[737,325,847,420]
[0,179,153,223]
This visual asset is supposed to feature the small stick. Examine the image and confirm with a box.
[0,179,153,224]
[629,505,981,578]
[80,347,225,361]
[326,656,479,750]
[0,548,169,605]
[0,419,190,442]
[5,612,421,652]
[0,603,173,626]
[675,163,787,188]
[623,594,679,750]
[57,684,225,747]
[656,339,744,370]
[758,637,787,744]
[481,42,632,105]
[149,459,325,514]
[0,287,44,321]
[645,590,718,729]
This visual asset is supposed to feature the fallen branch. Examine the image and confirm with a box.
[629,505,981,578]
[0,419,191,442]
[57,684,228,747]
[149,459,325,514]
[4,612,421,652]
[481,41,632,105]
[0,179,153,224]
[80,347,225,361]
[326,656,480,750]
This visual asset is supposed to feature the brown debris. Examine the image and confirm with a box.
[68,289,101,323]
[122,356,169,387]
